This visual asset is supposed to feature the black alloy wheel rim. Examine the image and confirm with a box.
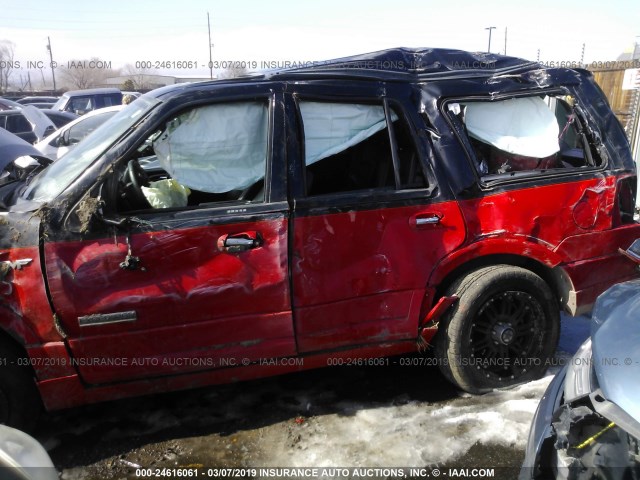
[469,290,546,381]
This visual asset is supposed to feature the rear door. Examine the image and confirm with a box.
[44,88,295,384]
[287,82,467,352]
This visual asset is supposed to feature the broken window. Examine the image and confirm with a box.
[449,95,601,176]
[299,101,425,195]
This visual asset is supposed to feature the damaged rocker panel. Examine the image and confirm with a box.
[78,311,138,327]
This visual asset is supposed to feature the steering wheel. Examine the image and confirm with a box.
[125,159,152,209]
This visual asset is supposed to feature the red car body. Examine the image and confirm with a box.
[0,48,638,427]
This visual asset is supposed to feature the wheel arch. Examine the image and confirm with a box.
[0,308,43,347]
[0,321,38,386]
[0,326,29,355]
[426,242,575,318]
[0,325,43,430]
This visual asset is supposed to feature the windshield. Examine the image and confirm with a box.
[51,95,69,111]
[23,96,161,202]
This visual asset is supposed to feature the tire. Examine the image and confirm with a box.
[435,265,560,394]
[0,340,42,431]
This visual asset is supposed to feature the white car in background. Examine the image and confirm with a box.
[35,105,123,160]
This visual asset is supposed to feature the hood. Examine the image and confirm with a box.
[0,128,51,191]
[21,105,56,141]
[591,279,640,422]
[0,127,44,169]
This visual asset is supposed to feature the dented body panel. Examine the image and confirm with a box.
[292,201,466,352]
[44,214,293,384]
[0,213,59,346]
[0,47,638,412]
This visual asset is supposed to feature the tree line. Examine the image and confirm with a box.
[0,38,248,94]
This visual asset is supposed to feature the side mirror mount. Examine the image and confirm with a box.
[58,129,70,147]
[43,125,55,138]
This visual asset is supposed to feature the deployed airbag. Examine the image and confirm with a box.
[142,179,191,209]
[464,97,560,158]
[300,102,393,165]
[153,102,268,193]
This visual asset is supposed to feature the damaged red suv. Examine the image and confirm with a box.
[0,48,639,429]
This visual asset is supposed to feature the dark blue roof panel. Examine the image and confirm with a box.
[268,47,539,79]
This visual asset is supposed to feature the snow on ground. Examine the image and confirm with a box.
[260,377,553,468]
[43,313,593,477]
[257,314,591,468]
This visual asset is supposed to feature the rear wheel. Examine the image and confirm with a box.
[0,340,42,431]
[435,265,559,393]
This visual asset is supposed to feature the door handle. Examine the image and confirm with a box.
[217,231,263,253]
[412,213,442,227]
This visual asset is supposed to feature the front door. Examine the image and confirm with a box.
[44,92,295,384]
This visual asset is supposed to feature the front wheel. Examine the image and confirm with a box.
[435,265,559,393]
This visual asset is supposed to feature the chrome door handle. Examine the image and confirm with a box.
[415,216,441,226]
[217,231,263,253]
[413,214,442,227]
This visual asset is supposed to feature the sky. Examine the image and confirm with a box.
[1,0,639,85]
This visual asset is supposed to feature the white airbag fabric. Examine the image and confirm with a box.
[153,102,268,193]
[464,97,560,158]
[142,179,191,209]
[300,102,391,165]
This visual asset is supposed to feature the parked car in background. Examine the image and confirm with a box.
[0,48,639,430]
[0,127,51,188]
[16,96,59,105]
[0,105,56,143]
[0,99,76,127]
[0,97,23,110]
[521,240,640,479]
[51,88,122,115]
[35,105,122,160]
[29,102,57,109]
[41,109,79,128]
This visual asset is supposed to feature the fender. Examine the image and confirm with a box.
[427,234,564,290]
[0,247,60,346]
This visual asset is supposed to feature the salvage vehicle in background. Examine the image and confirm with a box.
[16,96,60,105]
[0,128,51,189]
[35,105,122,160]
[0,47,639,429]
[0,105,56,144]
[0,98,24,110]
[520,240,640,479]
[40,110,78,129]
[51,88,122,115]
[0,99,77,129]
